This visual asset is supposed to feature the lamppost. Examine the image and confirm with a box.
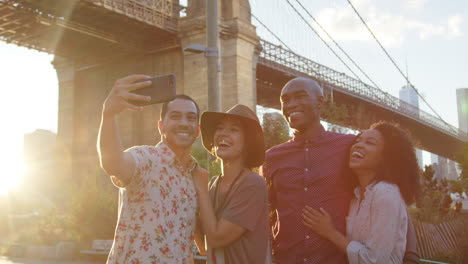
[184,0,221,173]
[183,0,221,113]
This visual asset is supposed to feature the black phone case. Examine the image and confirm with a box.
[130,74,176,106]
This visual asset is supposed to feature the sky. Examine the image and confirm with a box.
[0,0,466,193]
[0,43,57,194]
[251,0,467,128]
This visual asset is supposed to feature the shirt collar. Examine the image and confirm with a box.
[292,124,326,143]
[156,142,198,174]
[353,181,377,200]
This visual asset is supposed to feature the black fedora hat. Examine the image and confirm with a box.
[200,104,265,168]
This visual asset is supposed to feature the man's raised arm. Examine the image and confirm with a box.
[97,75,151,185]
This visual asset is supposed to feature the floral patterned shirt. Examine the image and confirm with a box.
[107,142,198,264]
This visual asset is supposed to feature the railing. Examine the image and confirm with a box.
[420,260,450,264]
[258,39,468,141]
[0,0,181,32]
[86,0,180,31]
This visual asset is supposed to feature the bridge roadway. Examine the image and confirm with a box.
[256,40,467,160]
[0,0,466,160]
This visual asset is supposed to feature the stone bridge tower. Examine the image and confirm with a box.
[180,0,259,111]
[52,0,259,182]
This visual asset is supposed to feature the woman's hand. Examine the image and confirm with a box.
[302,206,336,240]
[192,166,209,193]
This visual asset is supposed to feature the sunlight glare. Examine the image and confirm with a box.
[0,157,25,196]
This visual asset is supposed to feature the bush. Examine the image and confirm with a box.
[414,165,460,223]
[262,112,290,150]
[67,172,118,246]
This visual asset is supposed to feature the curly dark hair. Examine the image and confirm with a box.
[354,121,420,205]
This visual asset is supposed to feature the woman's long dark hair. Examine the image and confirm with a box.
[354,121,420,205]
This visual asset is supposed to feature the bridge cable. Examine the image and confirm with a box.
[284,0,384,100]
[346,0,456,132]
[250,13,293,51]
[293,0,385,93]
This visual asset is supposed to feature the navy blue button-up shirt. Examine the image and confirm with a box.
[261,125,356,264]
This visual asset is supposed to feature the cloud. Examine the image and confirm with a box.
[448,14,463,37]
[315,0,464,47]
[406,0,426,10]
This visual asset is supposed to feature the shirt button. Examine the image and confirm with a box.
[304,187,308,191]
[306,235,310,239]
[304,168,308,172]
[304,258,307,262]
[305,148,309,152]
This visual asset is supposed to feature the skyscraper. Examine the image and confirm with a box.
[400,84,423,168]
[457,88,468,133]
[400,84,420,112]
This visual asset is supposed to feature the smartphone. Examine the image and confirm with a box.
[130,74,176,106]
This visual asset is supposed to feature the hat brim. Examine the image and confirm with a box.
[200,111,265,168]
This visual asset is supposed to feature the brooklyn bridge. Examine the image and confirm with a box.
[0,0,466,180]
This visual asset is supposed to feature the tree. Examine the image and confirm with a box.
[262,112,291,150]
[456,142,468,180]
[191,139,221,176]
[321,96,353,129]
[414,165,458,223]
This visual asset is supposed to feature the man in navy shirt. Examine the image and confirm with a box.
[261,77,419,264]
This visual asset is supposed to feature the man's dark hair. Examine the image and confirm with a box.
[160,94,200,121]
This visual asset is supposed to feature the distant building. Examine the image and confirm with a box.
[415,147,424,169]
[399,84,420,114]
[447,160,458,180]
[431,153,440,179]
[437,156,448,180]
[23,129,71,209]
[457,88,468,133]
[430,153,454,180]
[400,85,423,168]
[23,129,56,165]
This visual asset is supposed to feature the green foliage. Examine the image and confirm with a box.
[9,209,79,246]
[450,142,468,203]
[190,139,221,177]
[68,173,118,243]
[262,112,291,150]
[191,139,209,169]
[414,165,459,223]
[456,142,468,180]
[3,174,117,248]
[321,96,353,127]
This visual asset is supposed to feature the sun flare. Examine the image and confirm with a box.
[0,157,25,196]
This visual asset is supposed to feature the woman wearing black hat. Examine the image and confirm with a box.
[192,104,271,264]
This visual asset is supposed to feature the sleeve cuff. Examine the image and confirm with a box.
[346,240,364,264]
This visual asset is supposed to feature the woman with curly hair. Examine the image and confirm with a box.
[302,121,420,264]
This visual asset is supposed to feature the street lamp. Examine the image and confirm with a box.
[183,0,220,174]
[183,0,220,113]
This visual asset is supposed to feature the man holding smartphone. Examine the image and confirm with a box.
[97,75,204,263]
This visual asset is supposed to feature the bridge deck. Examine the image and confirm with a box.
[256,40,467,159]
[0,1,464,159]
[0,0,179,58]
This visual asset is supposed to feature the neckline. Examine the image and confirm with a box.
[292,124,326,142]
[213,169,246,216]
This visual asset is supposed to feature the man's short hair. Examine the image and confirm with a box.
[160,95,200,121]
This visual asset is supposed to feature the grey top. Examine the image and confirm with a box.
[346,182,407,264]
[209,172,271,264]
